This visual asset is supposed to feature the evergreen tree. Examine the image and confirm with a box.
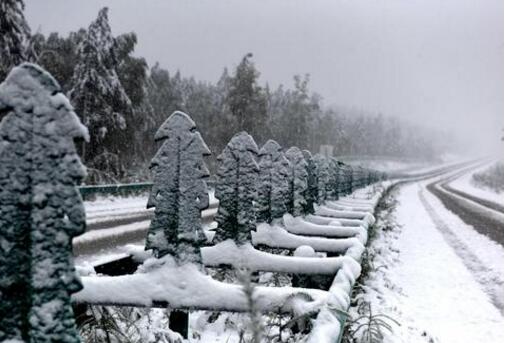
[0,0,31,81]
[226,53,268,143]
[285,147,308,217]
[302,150,317,214]
[69,7,131,178]
[213,132,259,244]
[145,111,210,263]
[257,140,290,223]
[0,63,86,342]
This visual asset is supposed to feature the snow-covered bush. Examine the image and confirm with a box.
[0,63,88,342]
[302,150,317,214]
[145,111,210,263]
[472,162,504,193]
[285,146,308,217]
[257,140,290,223]
[213,132,259,244]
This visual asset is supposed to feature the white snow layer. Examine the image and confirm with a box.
[74,255,328,316]
[359,182,503,343]
[201,240,361,275]
[449,161,504,206]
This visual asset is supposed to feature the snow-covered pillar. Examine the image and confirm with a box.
[302,150,317,214]
[0,63,88,343]
[326,158,340,200]
[285,146,308,217]
[257,140,290,223]
[213,131,259,245]
[145,111,211,263]
[313,153,330,205]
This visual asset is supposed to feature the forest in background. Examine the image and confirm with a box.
[1,3,455,184]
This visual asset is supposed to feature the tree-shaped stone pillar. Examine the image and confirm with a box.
[257,140,290,223]
[302,150,317,214]
[285,146,308,217]
[326,158,340,200]
[0,63,88,343]
[336,160,348,197]
[313,153,330,205]
[213,132,259,245]
[145,111,210,263]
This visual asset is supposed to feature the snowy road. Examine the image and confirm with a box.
[356,167,503,342]
[427,167,504,245]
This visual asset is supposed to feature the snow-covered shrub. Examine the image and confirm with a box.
[145,111,210,263]
[472,161,504,193]
[213,131,259,244]
[313,153,330,205]
[302,150,317,214]
[257,140,290,223]
[285,146,308,217]
[0,63,88,342]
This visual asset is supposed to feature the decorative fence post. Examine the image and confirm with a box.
[285,146,308,217]
[213,131,259,244]
[145,110,211,263]
[313,153,330,205]
[257,140,290,223]
[0,63,88,343]
[302,150,317,214]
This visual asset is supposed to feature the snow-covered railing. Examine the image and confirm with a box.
[0,64,389,343]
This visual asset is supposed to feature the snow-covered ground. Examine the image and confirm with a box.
[351,178,503,342]
[449,161,504,206]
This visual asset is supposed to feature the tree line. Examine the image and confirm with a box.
[1,2,451,184]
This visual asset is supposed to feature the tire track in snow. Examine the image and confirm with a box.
[418,186,504,314]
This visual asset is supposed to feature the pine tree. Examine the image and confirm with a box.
[69,7,131,176]
[226,53,268,143]
[313,153,330,205]
[302,150,317,214]
[0,0,31,81]
[0,63,87,342]
[257,140,290,223]
[285,147,308,217]
[145,111,210,263]
[213,132,259,245]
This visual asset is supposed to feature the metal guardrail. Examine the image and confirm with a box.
[79,182,153,200]
[79,180,217,200]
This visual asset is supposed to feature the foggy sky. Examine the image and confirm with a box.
[24,0,503,155]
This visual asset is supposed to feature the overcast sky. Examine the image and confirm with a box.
[24,0,503,154]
